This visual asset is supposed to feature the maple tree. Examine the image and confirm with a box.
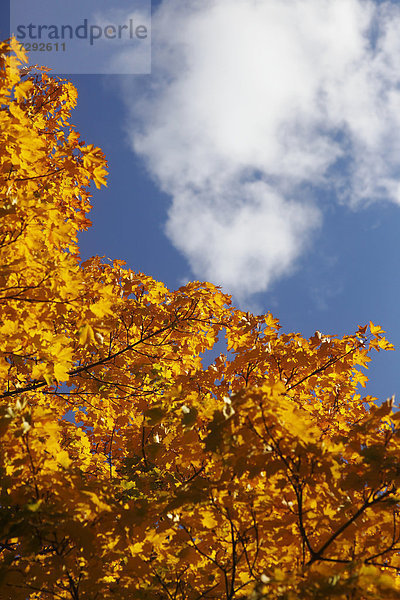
[1,38,400,600]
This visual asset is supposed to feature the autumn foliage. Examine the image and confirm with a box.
[1,39,400,600]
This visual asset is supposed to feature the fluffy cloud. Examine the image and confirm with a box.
[123,0,400,297]
[165,182,320,298]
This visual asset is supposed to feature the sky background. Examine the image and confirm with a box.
[3,0,400,401]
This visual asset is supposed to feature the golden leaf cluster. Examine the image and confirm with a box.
[0,39,399,600]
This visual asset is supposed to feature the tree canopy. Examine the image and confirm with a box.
[0,39,399,600]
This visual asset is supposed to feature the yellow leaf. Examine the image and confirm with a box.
[57,450,71,469]
[129,542,144,555]
[53,362,71,382]
[238,571,252,585]
[26,499,43,512]
[201,512,218,529]
[369,321,384,336]
[78,323,95,345]
[14,80,33,100]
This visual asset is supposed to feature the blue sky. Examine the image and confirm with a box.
[3,0,400,401]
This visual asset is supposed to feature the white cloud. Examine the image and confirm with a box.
[165,181,320,300]
[121,0,400,297]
